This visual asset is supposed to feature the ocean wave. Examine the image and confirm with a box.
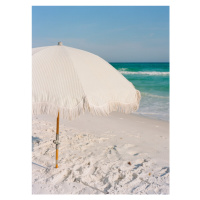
[141,92,169,99]
[119,71,169,76]
[118,68,128,71]
[134,112,169,121]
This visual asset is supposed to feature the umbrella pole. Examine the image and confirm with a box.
[56,111,59,168]
[53,111,60,168]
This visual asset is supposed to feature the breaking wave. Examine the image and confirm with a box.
[119,71,169,76]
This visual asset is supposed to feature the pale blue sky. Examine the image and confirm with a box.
[32,6,169,62]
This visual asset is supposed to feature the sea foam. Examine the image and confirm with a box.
[119,71,169,76]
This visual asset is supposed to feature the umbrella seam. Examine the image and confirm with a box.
[62,46,87,97]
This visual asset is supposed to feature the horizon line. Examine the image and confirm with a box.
[109,61,169,63]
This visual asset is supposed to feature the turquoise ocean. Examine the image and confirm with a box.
[110,63,169,121]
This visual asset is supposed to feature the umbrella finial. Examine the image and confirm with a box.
[58,42,63,46]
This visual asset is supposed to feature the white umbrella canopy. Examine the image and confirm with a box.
[33,42,141,168]
[32,42,141,120]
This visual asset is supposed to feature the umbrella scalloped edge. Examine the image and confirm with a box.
[32,90,141,120]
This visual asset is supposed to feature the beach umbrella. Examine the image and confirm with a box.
[32,42,141,168]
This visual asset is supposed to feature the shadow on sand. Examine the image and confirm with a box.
[32,136,42,151]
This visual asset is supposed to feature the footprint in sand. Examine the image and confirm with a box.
[105,146,121,162]
[159,167,169,177]
[115,174,126,184]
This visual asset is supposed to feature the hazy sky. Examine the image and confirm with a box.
[32,6,169,62]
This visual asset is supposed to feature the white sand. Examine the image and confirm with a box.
[32,112,169,194]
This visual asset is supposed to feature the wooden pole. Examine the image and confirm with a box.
[56,111,59,168]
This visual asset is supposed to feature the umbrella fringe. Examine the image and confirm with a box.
[32,90,141,120]
[87,90,141,116]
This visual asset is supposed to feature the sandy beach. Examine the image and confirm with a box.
[32,112,169,194]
